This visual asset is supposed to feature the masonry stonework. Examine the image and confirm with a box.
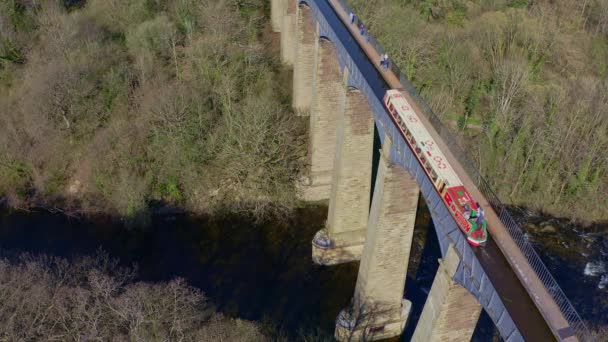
[298,38,345,202]
[271,0,286,32]
[280,0,296,65]
[292,5,316,112]
[412,245,482,342]
[312,86,375,263]
[334,138,418,341]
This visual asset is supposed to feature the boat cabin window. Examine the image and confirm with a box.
[438,180,446,194]
[405,129,412,140]
[424,160,433,173]
[430,170,438,183]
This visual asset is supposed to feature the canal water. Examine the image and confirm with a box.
[0,202,604,340]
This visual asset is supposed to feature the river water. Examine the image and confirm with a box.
[510,207,608,331]
[0,203,604,340]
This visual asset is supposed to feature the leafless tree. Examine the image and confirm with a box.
[0,252,266,341]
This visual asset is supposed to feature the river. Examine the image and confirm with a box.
[0,202,604,340]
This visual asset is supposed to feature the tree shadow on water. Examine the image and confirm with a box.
[0,204,358,338]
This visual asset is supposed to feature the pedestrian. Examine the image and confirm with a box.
[476,202,485,226]
[349,12,355,24]
[383,54,389,70]
[359,23,365,36]
[463,204,471,220]
[379,54,385,68]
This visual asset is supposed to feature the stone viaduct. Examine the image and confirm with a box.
[271,0,589,341]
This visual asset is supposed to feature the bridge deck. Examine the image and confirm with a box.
[325,0,574,340]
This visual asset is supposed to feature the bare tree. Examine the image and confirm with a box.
[0,252,266,341]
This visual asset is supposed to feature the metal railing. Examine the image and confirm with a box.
[332,0,591,340]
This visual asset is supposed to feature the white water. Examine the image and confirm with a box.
[584,261,605,277]
[584,261,608,290]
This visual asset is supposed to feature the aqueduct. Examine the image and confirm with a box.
[271,0,589,341]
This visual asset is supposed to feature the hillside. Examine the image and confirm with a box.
[349,0,608,221]
[0,0,304,221]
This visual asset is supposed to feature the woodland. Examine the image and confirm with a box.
[0,0,304,222]
[2,0,607,222]
[1,0,607,339]
[0,252,266,341]
[349,0,608,221]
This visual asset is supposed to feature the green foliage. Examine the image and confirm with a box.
[0,0,39,68]
[0,159,32,199]
[508,0,529,9]
[3,0,39,32]
[127,16,175,61]
[0,38,25,64]
[410,0,468,25]
[0,0,303,220]
[590,37,608,77]
[44,171,67,196]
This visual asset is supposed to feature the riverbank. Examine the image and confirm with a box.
[510,207,608,329]
[11,198,607,340]
[0,251,266,341]
[0,200,508,340]
[0,204,356,339]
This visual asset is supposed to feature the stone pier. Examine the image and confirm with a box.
[299,36,349,201]
[271,0,286,32]
[292,4,316,112]
[412,244,482,342]
[280,0,296,65]
[311,86,374,263]
[334,138,419,341]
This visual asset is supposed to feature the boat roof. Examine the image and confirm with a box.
[386,90,463,187]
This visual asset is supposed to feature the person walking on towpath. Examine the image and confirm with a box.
[382,54,389,70]
[349,12,355,24]
[359,23,365,36]
[379,54,385,68]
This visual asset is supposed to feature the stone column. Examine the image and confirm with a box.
[335,137,418,341]
[299,37,345,201]
[271,0,286,32]
[412,244,482,342]
[312,85,374,264]
[292,4,316,112]
[280,0,296,65]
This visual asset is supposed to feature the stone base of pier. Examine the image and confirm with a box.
[311,229,364,265]
[335,299,412,341]
[297,173,333,202]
